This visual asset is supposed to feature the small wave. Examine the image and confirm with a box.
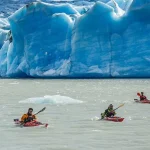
[91,116,100,121]
[9,82,19,85]
[92,130,103,132]
[19,95,83,105]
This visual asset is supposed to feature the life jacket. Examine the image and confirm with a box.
[21,113,36,122]
[105,108,116,117]
[140,95,147,101]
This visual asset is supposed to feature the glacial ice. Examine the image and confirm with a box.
[130,0,150,9]
[19,95,83,105]
[0,0,150,78]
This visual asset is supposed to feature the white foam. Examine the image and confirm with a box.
[9,82,19,85]
[91,116,100,121]
[19,95,84,105]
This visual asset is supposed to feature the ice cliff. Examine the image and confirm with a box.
[0,0,150,78]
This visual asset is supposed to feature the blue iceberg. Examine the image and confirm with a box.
[0,0,150,78]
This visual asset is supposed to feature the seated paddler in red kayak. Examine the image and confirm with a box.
[137,92,147,101]
[101,104,116,119]
[14,107,48,127]
[21,108,37,123]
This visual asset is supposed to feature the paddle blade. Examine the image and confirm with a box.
[118,103,124,108]
[41,107,46,112]
[34,107,46,115]
[114,103,125,111]
[38,107,46,113]
[137,93,141,96]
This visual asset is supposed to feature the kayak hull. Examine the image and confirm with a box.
[104,116,124,122]
[134,99,150,104]
[14,119,48,128]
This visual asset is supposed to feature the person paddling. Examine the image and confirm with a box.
[139,92,147,101]
[101,104,116,119]
[21,108,37,123]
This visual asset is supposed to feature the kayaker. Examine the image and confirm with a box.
[21,108,37,123]
[101,104,116,119]
[140,92,147,101]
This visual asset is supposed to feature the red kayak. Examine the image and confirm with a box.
[14,119,48,128]
[134,99,150,104]
[103,116,124,122]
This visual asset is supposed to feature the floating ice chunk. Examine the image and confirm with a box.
[19,95,84,105]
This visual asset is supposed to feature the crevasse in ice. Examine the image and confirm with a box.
[0,0,150,78]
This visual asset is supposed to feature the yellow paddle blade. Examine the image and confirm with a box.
[114,103,125,111]
[118,103,125,108]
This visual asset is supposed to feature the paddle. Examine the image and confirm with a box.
[100,104,124,120]
[34,107,46,115]
[137,92,141,97]
[20,107,46,127]
[136,92,141,101]
[135,92,141,100]
[113,103,124,111]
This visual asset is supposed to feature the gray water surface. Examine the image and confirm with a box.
[0,79,150,150]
